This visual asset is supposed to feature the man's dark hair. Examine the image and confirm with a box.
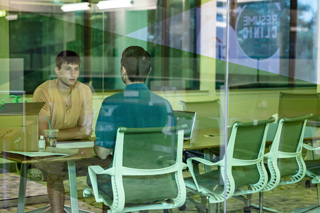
[56,50,81,69]
[121,46,151,82]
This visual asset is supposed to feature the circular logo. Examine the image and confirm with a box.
[236,3,281,59]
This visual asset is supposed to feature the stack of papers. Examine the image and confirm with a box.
[5,151,68,157]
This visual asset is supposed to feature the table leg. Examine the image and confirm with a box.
[17,163,28,213]
[67,160,78,213]
[203,149,211,172]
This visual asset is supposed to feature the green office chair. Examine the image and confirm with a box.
[255,114,312,212]
[180,99,222,171]
[180,99,222,129]
[83,126,186,213]
[184,118,274,212]
[293,137,320,212]
[297,145,320,212]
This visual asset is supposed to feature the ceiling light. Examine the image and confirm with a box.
[97,0,133,10]
[61,2,90,12]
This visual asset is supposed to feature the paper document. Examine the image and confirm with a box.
[5,151,68,157]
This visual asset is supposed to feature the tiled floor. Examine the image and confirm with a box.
[1,170,320,212]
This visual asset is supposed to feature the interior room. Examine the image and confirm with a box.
[1,0,320,212]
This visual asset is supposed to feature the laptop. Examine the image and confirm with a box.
[0,102,45,115]
[173,110,196,140]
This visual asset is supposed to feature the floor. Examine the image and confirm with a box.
[1,167,320,213]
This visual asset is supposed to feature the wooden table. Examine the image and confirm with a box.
[1,141,95,213]
[183,125,320,151]
[2,132,223,213]
[183,128,223,150]
[1,131,223,213]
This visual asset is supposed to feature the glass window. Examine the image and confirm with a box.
[1,0,320,212]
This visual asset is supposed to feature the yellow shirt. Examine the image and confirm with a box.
[33,79,93,130]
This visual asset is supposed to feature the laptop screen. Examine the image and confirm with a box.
[173,110,196,140]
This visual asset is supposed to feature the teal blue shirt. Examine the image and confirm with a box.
[95,83,175,148]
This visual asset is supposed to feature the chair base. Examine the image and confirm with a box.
[234,194,278,213]
[249,204,279,213]
[186,193,221,213]
[26,205,91,213]
[292,205,320,213]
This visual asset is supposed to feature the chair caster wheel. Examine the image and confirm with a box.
[243,207,251,213]
[306,180,311,187]
[179,204,186,210]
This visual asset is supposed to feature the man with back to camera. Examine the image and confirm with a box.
[89,46,176,211]
[93,46,175,160]
[33,50,93,213]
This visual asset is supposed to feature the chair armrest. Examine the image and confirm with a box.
[271,113,278,123]
[264,151,275,159]
[182,162,187,170]
[88,165,104,174]
[303,143,320,151]
[83,187,93,198]
[265,151,300,159]
[187,157,223,167]
[88,165,115,175]
[277,151,300,158]
[186,157,223,192]
[88,165,114,203]
[232,158,261,166]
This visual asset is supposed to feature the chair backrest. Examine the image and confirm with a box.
[226,118,275,192]
[180,99,221,129]
[173,110,196,140]
[112,126,186,208]
[263,114,312,191]
[278,92,319,122]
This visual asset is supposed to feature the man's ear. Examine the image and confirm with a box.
[121,66,128,83]
[121,66,127,75]
[147,67,152,76]
[55,66,60,76]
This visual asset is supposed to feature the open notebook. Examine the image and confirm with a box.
[173,110,196,140]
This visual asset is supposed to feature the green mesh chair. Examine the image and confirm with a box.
[83,126,186,213]
[180,99,221,129]
[296,140,320,211]
[255,114,312,212]
[297,146,320,212]
[180,99,222,171]
[184,118,274,212]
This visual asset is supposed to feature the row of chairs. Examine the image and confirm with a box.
[181,96,320,212]
[185,113,320,212]
[82,113,320,212]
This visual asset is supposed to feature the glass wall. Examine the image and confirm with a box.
[0,0,320,212]
[225,0,319,212]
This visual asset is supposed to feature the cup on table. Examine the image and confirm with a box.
[43,129,59,148]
